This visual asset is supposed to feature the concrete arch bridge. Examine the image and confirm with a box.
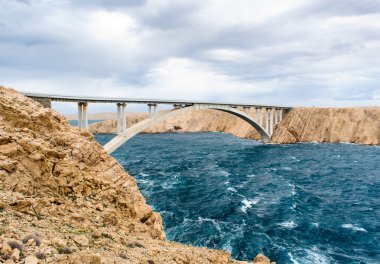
[24,92,291,154]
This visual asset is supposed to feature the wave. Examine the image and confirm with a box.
[227,187,237,193]
[197,217,222,232]
[288,183,296,196]
[312,222,320,228]
[289,155,300,162]
[277,220,297,229]
[341,224,367,232]
[241,198,260,213]
[288,247,331,264]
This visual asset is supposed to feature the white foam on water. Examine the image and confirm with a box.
[312,222,320,228]
[197,217,222,232]
[288,252,300,264]
[288,247,331,264]
[219,170,230,177]
[290,155,300,162]
[222,240,233,254]
[140,172,149,177]
[241,198,260,213]
[162,182,174,189]
[342,224,367,232]
[247,174,256,178]
[277,220,297,229]
[227,187,237,193]
[288,183,296,196]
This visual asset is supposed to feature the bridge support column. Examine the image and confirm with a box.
[148,103,157,115]
[279,109,283,122]
[265,109,269,131]
[77,102,88,130]
[259,108,263,127]
[254,108,259,123]
[122,103,127,133]
[116,103,127,135]
[83,103,89,130]
[117,103,122,135]
[78,103,83,129]
[270,108,274,136]
[275,109,279,125]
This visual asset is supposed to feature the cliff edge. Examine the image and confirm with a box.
[0,86,274,263]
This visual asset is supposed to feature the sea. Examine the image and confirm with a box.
[93,132,379,264]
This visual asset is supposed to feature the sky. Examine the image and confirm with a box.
[1,0,380,114]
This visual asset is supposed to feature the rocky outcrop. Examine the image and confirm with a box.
[271,107,380,145]
[89,107,380,146]
[0,86,274,263]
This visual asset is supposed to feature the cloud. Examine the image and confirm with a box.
[0,0,379,115]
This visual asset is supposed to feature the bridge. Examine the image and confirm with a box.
[23,92,292,154]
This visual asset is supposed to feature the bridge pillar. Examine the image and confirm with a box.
[270,108,274,136]
[83,103,89,130]
[259,108,263,127]
[265,109,269,132]
[275,109,279,125]
[122,103,127,133]
[77,102,88,130]
[279,109,283,122]
[254,108,259,123]
[77,103,83,129]
[148,103,157,115]
[116,103,127,135]
[117,103,122,135]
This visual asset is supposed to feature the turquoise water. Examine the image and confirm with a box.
[95,132,380,263]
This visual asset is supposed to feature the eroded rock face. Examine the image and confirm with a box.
[271,107,380,145]
[1,86,267,263]
[0,86,164,241]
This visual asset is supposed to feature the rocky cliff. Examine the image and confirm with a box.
[89,107,380,145]
[271,107,380,145]
[0,86,274,264]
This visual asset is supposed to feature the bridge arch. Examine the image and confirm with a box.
[104,104,270,154]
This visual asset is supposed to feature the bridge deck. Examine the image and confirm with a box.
[22,92,291,109]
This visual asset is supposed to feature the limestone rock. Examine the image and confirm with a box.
[25,255,39,264]
[11,248,20,261]
[73,235,89,247]
[1,241,12,256]
[253,253,270,264]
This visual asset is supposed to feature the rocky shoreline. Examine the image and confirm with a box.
[87,107,380,146]
[0,87,276,263]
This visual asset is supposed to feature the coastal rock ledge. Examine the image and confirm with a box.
[0,87,276,262]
